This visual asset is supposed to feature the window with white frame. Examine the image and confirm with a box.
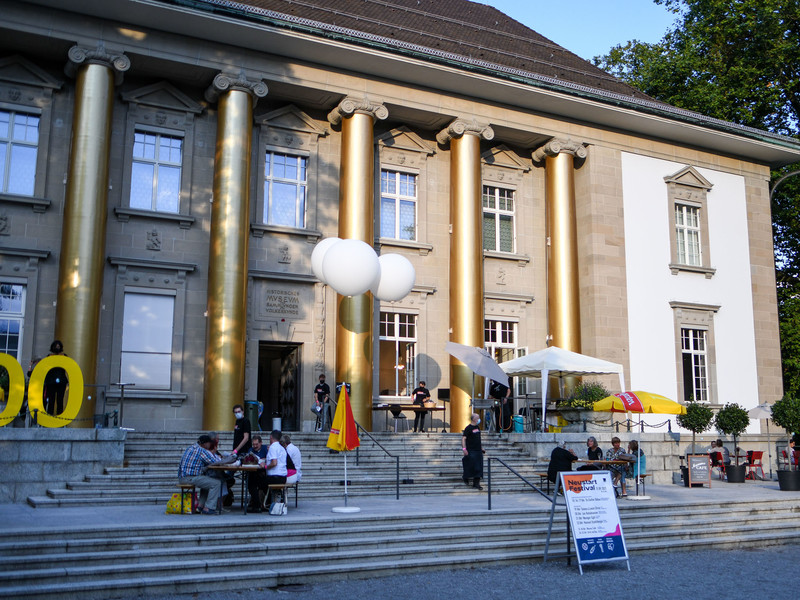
[675,203,702,266]
[0,283,25,358]
[484,319,517,365]
[681,327,708,403]
[380,169,417,241]
[482,185,515,252]
[0,109,39,196]
[120,291,175,389]
[379,312,416,396]
[264,151,307,228]
[129,130,182,213]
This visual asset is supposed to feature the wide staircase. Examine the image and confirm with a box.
[2,495,799,599]
[26,430,547,508]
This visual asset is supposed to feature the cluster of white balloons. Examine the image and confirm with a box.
[311,237,416,301]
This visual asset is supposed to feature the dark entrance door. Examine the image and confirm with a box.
[257,342,301,431]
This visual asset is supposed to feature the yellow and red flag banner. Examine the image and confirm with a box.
[327,384,360,452]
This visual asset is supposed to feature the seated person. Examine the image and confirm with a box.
[577,436,603,471]
[605,436,628,496]
[207,431,236,506]
[705,440,717,455]
[624,440,646,483]
[281,434,302,484]
[714,439,731,466]
[245,435,268,511]
[252,430,288,508]
[547,445,577,485]
[178,434,236,515]
[784,440,797,467]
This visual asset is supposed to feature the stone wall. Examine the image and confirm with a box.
[0,428,127,503]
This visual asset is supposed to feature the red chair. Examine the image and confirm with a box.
[745,450,764,480]
[712,452,726,480]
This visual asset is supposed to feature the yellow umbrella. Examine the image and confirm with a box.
[593,391,686,415]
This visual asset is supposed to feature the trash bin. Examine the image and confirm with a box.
[512,415,524,433]
[245,400,259,428]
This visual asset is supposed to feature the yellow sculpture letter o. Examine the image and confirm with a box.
[27,355,84,428]
[0,354,25,426]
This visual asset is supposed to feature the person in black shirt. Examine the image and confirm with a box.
[461,413,484,490]
[411,381,431,432]
[548,445,577,485]
[314,374,331,432]
[577,436,603,471]
[489,379,512,432]
[232,404,252,455]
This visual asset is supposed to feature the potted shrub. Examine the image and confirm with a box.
[676,400,714,486]
[713,403,750,483]
[771,393,800,491]
[556,380,611,431]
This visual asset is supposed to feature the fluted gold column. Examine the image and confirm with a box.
[533,139,587,354]
[203,73,268,430]
[327,98,388,429]
[437,120,494,432]
[57,44,129,426]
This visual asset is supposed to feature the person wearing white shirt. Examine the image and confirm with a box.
[281,434,302,483]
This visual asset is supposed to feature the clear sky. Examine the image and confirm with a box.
[485,0,679,61]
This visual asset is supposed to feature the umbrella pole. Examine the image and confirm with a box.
[344,453,348,507]
[767,420,773,480]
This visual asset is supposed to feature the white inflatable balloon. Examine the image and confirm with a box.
[311,237,341,283]
[322,239,381,297]
[374,254,416,301]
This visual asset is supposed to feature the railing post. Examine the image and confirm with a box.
[396,456,400,500]
[487,458,492,510]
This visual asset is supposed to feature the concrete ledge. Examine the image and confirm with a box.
[0,428,127,503]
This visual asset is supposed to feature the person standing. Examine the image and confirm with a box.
[314,374,331,432]
[411,381,431,433]
[489,378,512,432]
[461,413,485,490]
[29,340,68,416]
[231,404,252,456]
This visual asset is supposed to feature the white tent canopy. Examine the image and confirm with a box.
[499,346,626,432]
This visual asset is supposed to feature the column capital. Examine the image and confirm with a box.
[65,43,130,85]
[436,119,494,146]
[532,138,587,163]
[204,70,269,104]
[327,96,388,126]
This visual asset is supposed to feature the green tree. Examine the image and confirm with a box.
[677,400,714,453]
[595,0,800,393]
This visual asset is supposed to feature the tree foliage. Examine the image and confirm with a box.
[595,0,800,393]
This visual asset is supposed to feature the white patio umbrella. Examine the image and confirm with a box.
[748,402,774,480]
[444,341,509,390]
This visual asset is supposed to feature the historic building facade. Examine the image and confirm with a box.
[1,0,798,432]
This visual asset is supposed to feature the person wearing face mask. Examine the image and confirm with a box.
[231,404,252,456]
[461,413,485,490]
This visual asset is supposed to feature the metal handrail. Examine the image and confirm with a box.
[355,423,400,500]
[327,395,400,500]
[487,456,552,509]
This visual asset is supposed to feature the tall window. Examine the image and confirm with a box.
[380,170,417,240]
[483,186,514,252]
[120,292,175,389]
[485,319,517,364]
[0,283,25,358]
[681,328,708,403]
[675,203,701,266]
[130,131,182,212]
[0,109,39,196]
[264,152,307,227]
[379,312,416,396]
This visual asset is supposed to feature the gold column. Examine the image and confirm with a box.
[202,73,268,430]
[327,98,388,429]
[57,45,129,426]
[437,120,494,432]
[533,139,587,354]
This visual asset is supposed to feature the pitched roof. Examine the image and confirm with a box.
[204,0,657,102]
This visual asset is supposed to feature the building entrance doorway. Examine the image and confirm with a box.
[257,342,301,431]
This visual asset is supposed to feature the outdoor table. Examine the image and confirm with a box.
[373,404,446,431]
[206,463,262,514]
